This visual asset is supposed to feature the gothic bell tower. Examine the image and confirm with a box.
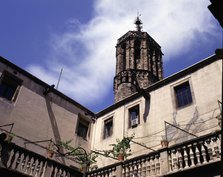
[114,16,163,102]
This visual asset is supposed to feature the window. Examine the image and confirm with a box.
[76,118,89,139]
[174,81,192,108]
[0,71,22,102]
[129,105,140,128]
[104,118,113,139]
[134,39,141,60]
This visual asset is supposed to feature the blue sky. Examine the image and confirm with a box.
[0,0,222,113]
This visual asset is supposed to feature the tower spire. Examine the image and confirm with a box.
[134,14,143,32]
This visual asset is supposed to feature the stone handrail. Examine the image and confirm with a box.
[87,131,221,177]
[168,131,221,173]
[0,142,82,177]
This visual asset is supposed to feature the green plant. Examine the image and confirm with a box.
[58,140,98,170]
[106,134,134,160]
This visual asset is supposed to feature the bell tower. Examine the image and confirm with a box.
[114,16,163,102]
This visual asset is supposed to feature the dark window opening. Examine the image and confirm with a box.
[121,43,126,70]
[76,118,89,139]
[129,105,140,128]
[134,40,141,61]
[104,118,113,139]
[174,81,192,108]
[0,72,22,101]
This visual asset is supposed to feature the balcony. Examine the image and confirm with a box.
[0,131,221,177]
[87,130,221,177]
[0,141,82,177]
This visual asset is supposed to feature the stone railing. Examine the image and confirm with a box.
[87,162,119,177]
[168,131,221,173]
[87,131,221,177]
[0,142,82,177]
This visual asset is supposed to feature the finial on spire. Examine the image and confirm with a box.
[135,12,142,32]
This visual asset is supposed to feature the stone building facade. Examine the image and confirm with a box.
[0,17,222,177]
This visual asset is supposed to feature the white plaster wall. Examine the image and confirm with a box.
[93,59,222,168]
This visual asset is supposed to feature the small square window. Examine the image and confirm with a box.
[129,105,140,128]
[104,118,113,139]
[0,71,22,102]
[174,81,192,108]
[76,118,89,139]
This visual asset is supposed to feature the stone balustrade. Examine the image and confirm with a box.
[0,131,221,177]
[87,131,221,177]
[168,131,221,173]
[87,162,119,177]
[0,142,82,177]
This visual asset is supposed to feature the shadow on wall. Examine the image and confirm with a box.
[143,97,150,122]
[45,96,65,164]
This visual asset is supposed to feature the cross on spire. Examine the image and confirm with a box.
[134,14,143,32]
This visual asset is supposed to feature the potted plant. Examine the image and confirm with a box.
[46,142,56,158]
[108,134,134,161]
[161,136,169,148]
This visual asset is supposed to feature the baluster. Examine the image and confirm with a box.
[58,168,62,177]
[147,158,151,176]
[15,152,22,170]
[53,166,58,177]
[8,149,18,169]
[41,161,47,177]
[133,162,138,176]
[168,151,172,172]
[129,163,133,177]
[188,144,195,167]
[155,154,160,175]
[138,160,142,177]
[122,164,125,177]
[177,148,183,170]
[111,166,116,177]
[34,160,40,177]
[141,160,146,177]
[172,149,178,170]
[194,143,201,165]
[183,146,189,169]
[212,136,220,159]
[25,156,31,174]
[125,164,130,177]
[205,139,213,162]
[200,141,207,164]
[29,157,35,176]
[66,171,71,177]
[151,156,155,176]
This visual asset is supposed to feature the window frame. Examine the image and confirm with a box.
[128,104,140,128]
[103,117,113,139]
[76,115,90,140]
[172,79,194,109]
[0,71,22,102]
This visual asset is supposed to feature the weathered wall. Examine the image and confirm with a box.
[93,58,222,168]
[0,61,93,167]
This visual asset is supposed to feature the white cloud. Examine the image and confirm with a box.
[27,0,220,108]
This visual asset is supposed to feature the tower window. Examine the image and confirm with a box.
[174,81,192,108]
[134,40,141,60]
[129,105,140,128]
[76,117,90,140]
[0,71,22,102]
[121,43,126,70]
[103,117,113,139]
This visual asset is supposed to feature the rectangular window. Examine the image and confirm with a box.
[174,81,192,108]
[76,118,89,140]
[104,118,113,139]
[129,105,140,128]
[0,71,22,102]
